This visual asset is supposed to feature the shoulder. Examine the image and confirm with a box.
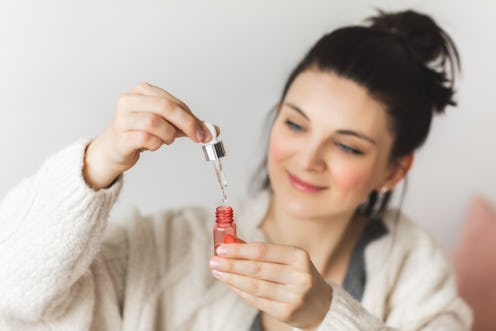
[364,214,473,329]
[366,210,457,296]
[381,209,447,257]
[365,210,454,284]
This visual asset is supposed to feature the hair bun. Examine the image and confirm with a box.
[368,10,459,67]
[368,9,461,113]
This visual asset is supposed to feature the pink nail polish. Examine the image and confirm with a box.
[209,258,221,269]
[213,206,236,255]
[196,128,205,142]
[216,245,228,256]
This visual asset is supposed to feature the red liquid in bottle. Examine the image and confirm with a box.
[213,206,236,255]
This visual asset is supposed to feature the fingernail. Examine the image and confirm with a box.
[196,128,205,142]
[212,270,223,278]
[203,126,211,142]
[209,258,221,269]
[216,245,228,256]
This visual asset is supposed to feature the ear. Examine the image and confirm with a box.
[377,153,414,191]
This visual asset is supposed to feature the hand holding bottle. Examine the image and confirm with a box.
[83,82,215,190]
[209,243,332,330]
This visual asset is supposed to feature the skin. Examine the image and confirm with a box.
[83,82,215,190]
[209,70,413,331]
[84,74,412,331]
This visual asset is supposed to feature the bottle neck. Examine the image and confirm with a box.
[216,206,233,226]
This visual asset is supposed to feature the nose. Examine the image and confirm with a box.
[297,142,326,172]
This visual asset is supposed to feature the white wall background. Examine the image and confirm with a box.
[1,0,494,250]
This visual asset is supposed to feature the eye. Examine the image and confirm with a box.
[336,143,364,155]
[285,120,304,132]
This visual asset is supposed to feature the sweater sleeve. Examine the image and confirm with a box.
[299,271,471,331]
[299,231,472,331]
[0,138,124,329]
[310,283,392,331]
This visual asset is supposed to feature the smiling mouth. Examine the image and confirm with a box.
[286,171,328,193]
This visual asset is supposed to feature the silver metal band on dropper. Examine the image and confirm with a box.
[202,121,226,161]
[202,141,226,161]
[202,121,228,203]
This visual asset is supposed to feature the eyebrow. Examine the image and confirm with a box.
[336,130,376,145]
[283,102,310,120]
[283,102,377,145]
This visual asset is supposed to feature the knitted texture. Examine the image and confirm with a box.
[0,139,472,330]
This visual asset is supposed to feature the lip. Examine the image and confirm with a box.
[287,171,327,193]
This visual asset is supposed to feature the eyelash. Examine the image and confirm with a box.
[285,120,304,132]
[284,119,364,155]
[335,143,364,155]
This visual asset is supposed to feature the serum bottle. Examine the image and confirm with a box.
[213,206,236,254]
[202,122,237,253]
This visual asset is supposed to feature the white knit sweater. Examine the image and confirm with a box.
[0,139,472,331]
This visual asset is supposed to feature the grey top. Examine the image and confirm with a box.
[249,218,388,331]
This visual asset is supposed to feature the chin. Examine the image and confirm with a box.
[274,189,329,220]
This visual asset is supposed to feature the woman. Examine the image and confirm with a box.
[0,9,471,331]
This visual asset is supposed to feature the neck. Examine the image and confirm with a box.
[261,194,367,279]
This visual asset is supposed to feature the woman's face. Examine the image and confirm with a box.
[267,70,397,220]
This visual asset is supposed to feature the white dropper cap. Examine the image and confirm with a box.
[202,121,226,161]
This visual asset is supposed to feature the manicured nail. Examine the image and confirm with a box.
[196,128,205,142]
[209,258,221,269]
[203,126,211,142]
[216,245,228,256]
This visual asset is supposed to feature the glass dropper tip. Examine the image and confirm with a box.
[212,159,229,204]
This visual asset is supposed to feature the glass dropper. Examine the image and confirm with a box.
[201,122,229,204]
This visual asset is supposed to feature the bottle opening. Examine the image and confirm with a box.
[216,206,233,223]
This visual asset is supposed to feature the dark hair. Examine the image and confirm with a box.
[252,10,461,217]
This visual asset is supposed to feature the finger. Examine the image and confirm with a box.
[123,130,164,152]
[216,242,304,265]
[118,93,207,143]
[212,270,296,303]
[212,124,221,137]
[226,284,289,320]
[202,124,220,144]
[210,257,305,284]
[121,111,179,145]
[130,83,220,140]
[131,82,192,113]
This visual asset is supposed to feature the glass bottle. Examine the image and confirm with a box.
[213,206,236,254]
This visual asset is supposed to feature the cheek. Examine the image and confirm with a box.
[329,160,376,195]
[267,125,293,166]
